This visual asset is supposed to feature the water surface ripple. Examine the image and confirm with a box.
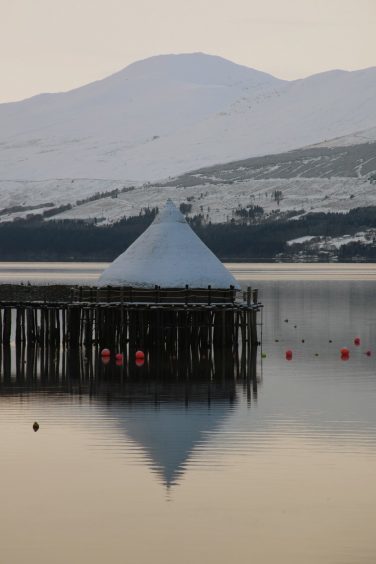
[1,264,376,563]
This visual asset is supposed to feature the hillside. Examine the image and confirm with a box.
[1,134,374,225]
[1,54,376,186]
[0,53,280,182]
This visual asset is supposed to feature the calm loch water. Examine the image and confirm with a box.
[1,263,376,563]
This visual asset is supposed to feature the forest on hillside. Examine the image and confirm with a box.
[1,206,376,261]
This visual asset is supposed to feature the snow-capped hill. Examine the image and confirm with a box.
[150,64,376,173]
[1,53,376,184]
[118,52,278,87]
[0,53,281,180]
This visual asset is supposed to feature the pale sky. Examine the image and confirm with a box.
[1,0,375,103]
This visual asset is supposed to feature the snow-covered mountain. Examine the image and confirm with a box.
[0,53,280,181]
[1,53,376,184]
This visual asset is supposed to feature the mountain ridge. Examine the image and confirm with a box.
[1,52,376,186]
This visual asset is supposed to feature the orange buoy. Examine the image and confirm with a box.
[135,358,145,367]
[354,337,361,346]
[101,348,111,357]
[135,350,145,360]
[285,350,293,360]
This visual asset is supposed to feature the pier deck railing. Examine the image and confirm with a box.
[0,286,261,353]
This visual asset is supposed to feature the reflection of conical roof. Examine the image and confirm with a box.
[97,200,240,289]
[106,399,235,487]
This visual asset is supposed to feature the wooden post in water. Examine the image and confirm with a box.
[3,308,11,345]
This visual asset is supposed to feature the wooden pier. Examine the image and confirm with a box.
[0,286,261,357]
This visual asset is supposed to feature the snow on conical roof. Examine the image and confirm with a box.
[97,200,240,289]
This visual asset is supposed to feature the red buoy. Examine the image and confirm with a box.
[354,337,361,346]
[285,350,293,361]
[101,348,111,357]
[366,350,372,357]
[340,347,350,359]
[135,350,145,360]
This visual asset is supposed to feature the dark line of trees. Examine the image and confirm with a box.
[1,206,376,261]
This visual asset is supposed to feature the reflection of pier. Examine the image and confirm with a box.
[0,344,260,488]
[0,343,258,395]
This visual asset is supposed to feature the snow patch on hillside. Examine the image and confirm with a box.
[310,126,376,148]
[28,176,374,225]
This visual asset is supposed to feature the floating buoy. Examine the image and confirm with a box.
[314,353,319,356]
[366,350,372,357]
[340,347,350,360]
[33,422,39,432]
[135,358,145,367]
[135,350,145,360]
[284,319,289,323]
[354,337,361,346]
[285,350,293,360]
[301,339,305,343]
[275,339,279,342]
[101,348,111,357]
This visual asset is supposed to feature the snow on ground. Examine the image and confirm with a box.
[287,231,376,251]
[322,233,369,249]
[0,178,137,222]
[287,236,317,246]
[311,126,376,149]
[1,54,376,182]
[0,53,280,182]
[32,176,374,225]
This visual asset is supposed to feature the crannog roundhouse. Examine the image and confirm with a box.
[0,202,260,354]
[97,199,240,302]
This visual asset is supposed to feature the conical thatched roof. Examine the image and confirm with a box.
[97,200,240,289]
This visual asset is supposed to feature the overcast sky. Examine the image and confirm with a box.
[1,0,375,103]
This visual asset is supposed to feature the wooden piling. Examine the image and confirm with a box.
[0,287,262,364]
